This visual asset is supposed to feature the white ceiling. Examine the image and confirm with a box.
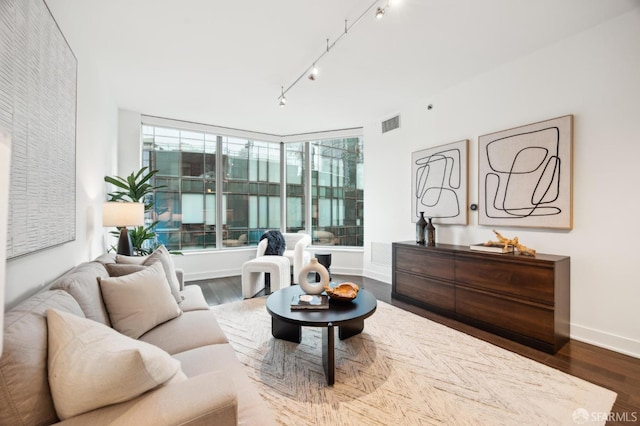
[46,0,638,136]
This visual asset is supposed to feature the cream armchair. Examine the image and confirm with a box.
[257,232,311,284]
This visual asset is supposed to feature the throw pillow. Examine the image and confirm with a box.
[99,262,182,339]
[114,254,146,265]
[260,230,286,255]
[117,245,182,304]
[46,308,185,420]
[105,263,146,277]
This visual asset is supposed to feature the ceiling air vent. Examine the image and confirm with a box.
[381,115,400,133]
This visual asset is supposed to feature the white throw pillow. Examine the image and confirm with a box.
[117,245,182,304]
[46,308,184,420]
[99,262,182,339]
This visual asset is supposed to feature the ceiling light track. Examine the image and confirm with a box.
[278,0,390,106]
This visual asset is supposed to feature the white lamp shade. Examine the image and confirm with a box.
[102,202,145,227]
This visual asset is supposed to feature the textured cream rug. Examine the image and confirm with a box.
[211,298,616,426]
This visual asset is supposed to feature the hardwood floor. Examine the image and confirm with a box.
[188,274,640,425]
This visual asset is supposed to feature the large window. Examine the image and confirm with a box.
[311,138,364,246]
[143,121,363,251]
[142,126,217,250]
[285,142,305,233]
[222,138,281,247]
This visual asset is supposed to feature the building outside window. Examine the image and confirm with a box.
[222,138,281,247]
[310,137,364,247]
[285,142,305,233]
[143,122,363,251]
[142,126,217,251]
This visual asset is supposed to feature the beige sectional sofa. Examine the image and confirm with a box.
[0,250,274,425]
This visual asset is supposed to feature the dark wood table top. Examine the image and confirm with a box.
[266,285,377,327]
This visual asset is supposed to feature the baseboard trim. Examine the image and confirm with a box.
[185,268,241,282]
[363,269,391,284]
[571,323,640,359]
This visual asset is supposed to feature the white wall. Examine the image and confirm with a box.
[5,54,119,308]
[363,9,640,358]
[117,110,143,176]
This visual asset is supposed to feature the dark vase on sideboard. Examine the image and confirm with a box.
[426,217,436,246]
[416,212,427,245]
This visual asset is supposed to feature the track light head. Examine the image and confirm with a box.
[375,6,385,19]
[308,65,319,81]
[279,86,287,107]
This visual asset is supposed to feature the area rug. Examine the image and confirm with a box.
[211,298,616,425]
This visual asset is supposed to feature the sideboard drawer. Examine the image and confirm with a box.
[395,246,454,281]
[395,270,455,312]
[456,287,555,344]
[455,254,554,304]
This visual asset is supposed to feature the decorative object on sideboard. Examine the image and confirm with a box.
[102,202,145,256]
[426,217,436,246]
[476,229,536,256]
[298,258,330,295]
[416,211,427,245]
[469,243,514,254]
[411,139,469,226]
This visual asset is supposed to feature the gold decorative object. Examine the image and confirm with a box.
[324,282,359,301]
[483,230,536,256]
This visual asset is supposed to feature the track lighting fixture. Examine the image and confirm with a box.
[279,86,287,107]
[278,0,393,106]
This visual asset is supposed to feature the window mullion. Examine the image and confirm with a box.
[215,135,223,249]
[280,141,286,232]
[304,141,312,239]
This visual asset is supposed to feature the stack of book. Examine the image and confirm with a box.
[290,294,329,310]
[469,244,514,254]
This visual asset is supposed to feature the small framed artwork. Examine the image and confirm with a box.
[478,115,573,229]
[411,139,468,225]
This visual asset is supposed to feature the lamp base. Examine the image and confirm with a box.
[117,227,134,256]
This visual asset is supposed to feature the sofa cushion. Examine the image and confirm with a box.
[0,290,84,426]
[179,285,210,312]
[99,262,182,339]
[117,245,183,304]
[174,344,276,426]
[49,260,112,325]
[46,308,185,420]
[139,310,228,355]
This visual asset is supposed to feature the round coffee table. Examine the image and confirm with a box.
[265,285,377,385]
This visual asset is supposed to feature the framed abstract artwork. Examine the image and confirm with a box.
[478,115,573,229]
[411,139,468,225]
[1,0,77,257]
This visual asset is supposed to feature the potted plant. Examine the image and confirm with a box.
[104,167,163,255]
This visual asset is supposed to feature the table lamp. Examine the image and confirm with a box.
[103,202,145,256]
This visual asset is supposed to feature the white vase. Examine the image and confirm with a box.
[298,258,329,295]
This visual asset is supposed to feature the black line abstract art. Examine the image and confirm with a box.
[478,115,573,229]
[411,140,468,225]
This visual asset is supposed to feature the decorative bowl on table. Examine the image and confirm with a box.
[324,282,359,302]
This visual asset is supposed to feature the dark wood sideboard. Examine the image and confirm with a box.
[392,242,570,353]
